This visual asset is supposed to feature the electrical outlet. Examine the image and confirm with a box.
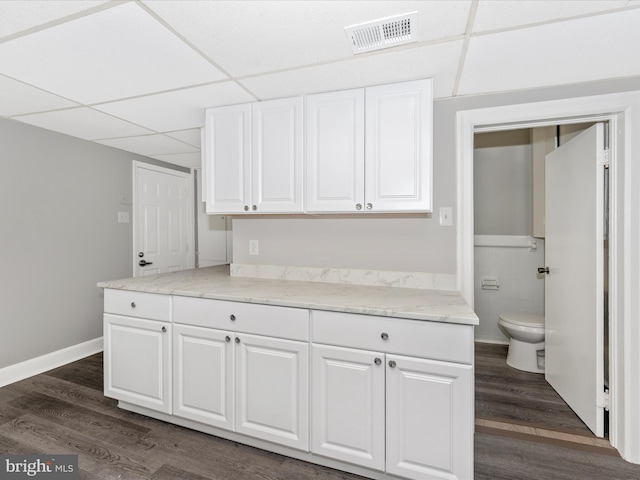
[117,211,130,223]
[249,240,259,256]
[439,207,453,226]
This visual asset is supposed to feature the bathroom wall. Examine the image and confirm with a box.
[473,128,544,342]
[474,238,545,343]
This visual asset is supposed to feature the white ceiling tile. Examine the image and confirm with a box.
[14,107,153,140]
[240,41,463,100]
[474,0,629,33]
[144,0,471,77]
[150,152,201,169]
[165,129,201,148]
[0,2,226,104]
[93,82,255,132]
[459,9,640,95]
[0,0,109,38]
[0,74,79,116]
[96,134,198,157]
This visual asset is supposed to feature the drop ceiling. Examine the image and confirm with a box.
[1,0,639,168]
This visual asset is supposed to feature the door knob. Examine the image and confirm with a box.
[139,259,153,267]
[538,266,550,274]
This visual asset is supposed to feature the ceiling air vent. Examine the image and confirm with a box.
[345,11,418,54]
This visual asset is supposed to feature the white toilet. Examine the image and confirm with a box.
[498,312,545,374]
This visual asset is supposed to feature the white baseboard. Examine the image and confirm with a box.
[0,337,103,388]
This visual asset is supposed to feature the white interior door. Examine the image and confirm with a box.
[134,162,194,276]
[544,123,605,437]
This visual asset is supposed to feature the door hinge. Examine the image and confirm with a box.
[603,149,610,169]
[598,390,610,411]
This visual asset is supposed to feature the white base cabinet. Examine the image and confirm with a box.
[103,289,474,480]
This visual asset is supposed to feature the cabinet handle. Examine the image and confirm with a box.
[235,337,240,344]
[130,302,136,309]
[230,314,236,321]
[244,205,249,211]
[374,358,382,365]
[355,203,362,211]
[388,360,396,368]
[225,335,231,342]
[381,332,389,341]
[161,326,167,333]
[252,205,257,211]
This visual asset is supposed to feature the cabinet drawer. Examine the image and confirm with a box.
[173,296,309,341]
[311,310,473,365]
[104,289,171,321]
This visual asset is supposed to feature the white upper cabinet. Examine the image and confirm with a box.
[204,79,432,215]
[204,97,303,215]
[204,103,251,214]
[252,97,304,213]
[306,79,433,213]
[306,89,365,212]
[365,79,432,213]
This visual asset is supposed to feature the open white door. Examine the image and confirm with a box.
[544,123,606,437]
[133,162,194,276]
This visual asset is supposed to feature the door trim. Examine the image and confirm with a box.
[132,161,195,276]
[455,90,640,464]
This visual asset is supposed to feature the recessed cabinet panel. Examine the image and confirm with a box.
[365,79,432,212]
[306,89,365,212]
[311,345,385,470]
[204,103,251,214]
[235,333,309,450]
[104,314,171,414]
[173,324,234,430]
[252,97,304,213]
[386,355,473,480]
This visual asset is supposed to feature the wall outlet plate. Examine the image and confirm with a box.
[117,211,130,223]
[249,240,259,256]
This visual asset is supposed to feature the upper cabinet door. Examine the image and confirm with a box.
[365,79,433,213]
[252,97,304,213]
[204,103,251,214]
[306,89,365,213]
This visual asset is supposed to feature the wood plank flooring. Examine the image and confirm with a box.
[1,349,639,479]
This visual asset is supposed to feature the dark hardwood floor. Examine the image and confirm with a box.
[1,349,639,479]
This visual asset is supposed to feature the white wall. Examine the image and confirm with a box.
[0,117,182,370]
[474,129,532,235]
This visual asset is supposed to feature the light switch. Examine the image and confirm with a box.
[117,211,130,223]
[439,207,453,226]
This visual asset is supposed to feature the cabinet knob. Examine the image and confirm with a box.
[366,203,373,210]
[161,326,167,333]
[388,360,397,368]
[244,205,249,211]
[230,314,236,321]
[374,358,382,366]
[355,203,362,211]
[381,332,389,341]
[130,302,136,309]
[225,335,231,342]
[252,205,257,211]
[235,337,240,344]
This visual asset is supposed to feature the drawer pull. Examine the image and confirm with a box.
[388,360,397,368]
[225,336,231,342]
[374,358,382,366]
[130,302,136,309]
[381,332,389,341]
[161,326,166,333]
[230,314,236,321]
[235,337,240,344]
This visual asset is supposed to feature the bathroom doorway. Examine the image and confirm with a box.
[472,120,609,439]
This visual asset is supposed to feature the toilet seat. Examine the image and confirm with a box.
[499,313,544,328]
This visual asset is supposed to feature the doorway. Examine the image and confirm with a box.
[473,122,607,439]
[455,90,640,463]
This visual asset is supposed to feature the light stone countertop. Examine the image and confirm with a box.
[98,265,478,326]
